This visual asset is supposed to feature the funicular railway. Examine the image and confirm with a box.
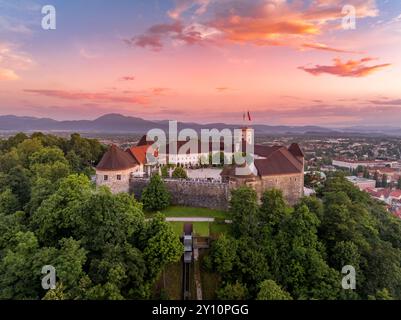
[182,223,193,300]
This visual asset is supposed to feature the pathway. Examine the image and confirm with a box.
[165,217,232,223]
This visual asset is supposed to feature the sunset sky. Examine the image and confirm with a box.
[1,0,401,126]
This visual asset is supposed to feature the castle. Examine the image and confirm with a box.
[95,125,304,208]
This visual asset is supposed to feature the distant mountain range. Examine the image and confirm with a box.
[0,113,400,136]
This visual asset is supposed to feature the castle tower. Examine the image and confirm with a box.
[241,111,254,145]
[96,144,139,193]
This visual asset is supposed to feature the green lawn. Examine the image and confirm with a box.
[169,222,185,237]
[169,221,211,237]
[193,222,210,237]
[168,215,231,238]
[148,206,229,219]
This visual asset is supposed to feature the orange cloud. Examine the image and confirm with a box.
[131,0,379,52]
[301,42,361,54]
[216,87,230,92]
[212,17,319,45]
[0,68,19,81]
[299,57,391,77]
[151,87,170,95]
[0,42,34,80]
[24,89,149,105]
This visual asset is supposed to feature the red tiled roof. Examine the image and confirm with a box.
[289,143,304,159]
[137,135,154,146]
[96,144,138,171]
[390,190,401,198]
[365,188,401,199]
[127,145,150,165]
[221,145,303,177]
[254,147,303,176]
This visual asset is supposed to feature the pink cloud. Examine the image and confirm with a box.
[370,99,401,106]
[299,57,391,77]
[124,21,207,51]
[301,42,362,54]
[24,89,149,105]
[120,76,135,81]
[151,87,170,95]
[0,68,19,81]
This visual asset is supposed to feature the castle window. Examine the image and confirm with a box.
[104,175,108,181]
[117,175,121,181]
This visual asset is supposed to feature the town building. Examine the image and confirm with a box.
[333,159,397,170]
[346,176,377,191]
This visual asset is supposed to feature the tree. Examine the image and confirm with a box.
[3,132,28,151]
[234,238,270,288]
[8,166,31,206]
[229,186,259,237]
[256,280,292,300]
[0,149,20,173]
[370,288,394,300]
[0,231,41,299]
[160,166,169,178]
[273,204,340,299]
[32,237,87,296]
[42,283,67,300]
[0,188,20,215]
[0,211,26,250]
[26,178,54,215]
[259,189,287,231]
[15,138,43,167]
[139,214,183,281]
[398,177,401,190]
[141,174,171,212]
[382,174,388,188]
[88,243,148,299]
[217,281,248,300]
[28,147,67,167]
[31,161,71,185]
[363,168,370,179]
[172,166,187,179]
[374,171,380,187]
[209,235,237,274]
[30,174,93,245]
[297,196,324,222]
[330,241,361,271]
[79,189,145,251]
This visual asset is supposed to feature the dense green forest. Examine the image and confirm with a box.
[0,133,183,299]
[1,132,401,300]
[206,181,401,300]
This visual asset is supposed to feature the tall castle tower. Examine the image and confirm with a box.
[241,111,254,144]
